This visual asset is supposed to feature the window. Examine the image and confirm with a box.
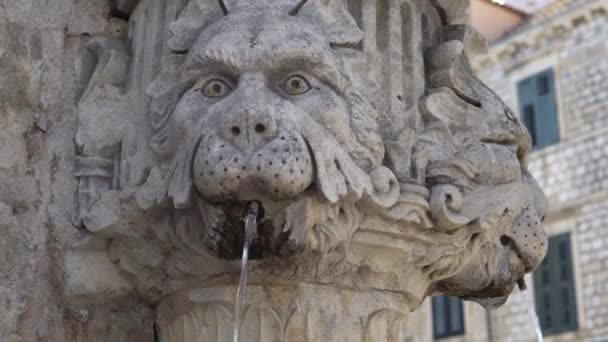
[432,295,464,339]
[517,68,560,150]
[533,233,578,336]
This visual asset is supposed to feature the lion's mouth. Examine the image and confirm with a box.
[192,132,315,202]
[197,198,302,260]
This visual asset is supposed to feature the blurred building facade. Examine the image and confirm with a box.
[407,0,608,341]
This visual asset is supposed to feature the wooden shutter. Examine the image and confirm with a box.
[518,78,538,146]
[517,68,560,150]
[533,233,578,336]
[432,296,448,338]
[432,296,464,339]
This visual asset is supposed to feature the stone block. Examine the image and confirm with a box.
[64,250,133,299]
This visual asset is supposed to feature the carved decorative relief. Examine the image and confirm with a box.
[73,0,548,340]
[156,285,410,342]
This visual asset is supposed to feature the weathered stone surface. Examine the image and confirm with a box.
[0,0,548,340]
[0,0,154,340]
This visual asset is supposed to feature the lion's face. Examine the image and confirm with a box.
[170,11,372,205]
[419,81,549,303]
[434,176,548,305]
[156,9,397,259]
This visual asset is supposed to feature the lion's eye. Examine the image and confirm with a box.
[282,75,311,96]
[201,79,232,98]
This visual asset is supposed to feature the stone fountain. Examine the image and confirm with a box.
[72,0,548,340]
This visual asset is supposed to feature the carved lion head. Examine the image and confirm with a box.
[146,1,399,260]
[413,28,549,303]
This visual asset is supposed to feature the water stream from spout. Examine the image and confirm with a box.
[233,202,259,342]
[519,280,544,342]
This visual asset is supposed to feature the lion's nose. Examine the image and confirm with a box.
[500,206,548,272]
[219,106,278,153]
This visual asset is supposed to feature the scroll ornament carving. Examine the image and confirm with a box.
[73,0,548,339]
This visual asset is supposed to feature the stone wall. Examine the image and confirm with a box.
[0,1,155,340]
[408,1,608,341]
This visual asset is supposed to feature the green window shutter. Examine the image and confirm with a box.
[522,104,537,146]
[432,296,448,338]
[533,254,553,331]
[448,296,464,333]
[535,69,560,147]
[432,296,465,339]
[517,78,537,146]
[554,234,578,332]
[517,68,560,150]
[533,233,578,336]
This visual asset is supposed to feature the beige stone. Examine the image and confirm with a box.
[0,0,549,340]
